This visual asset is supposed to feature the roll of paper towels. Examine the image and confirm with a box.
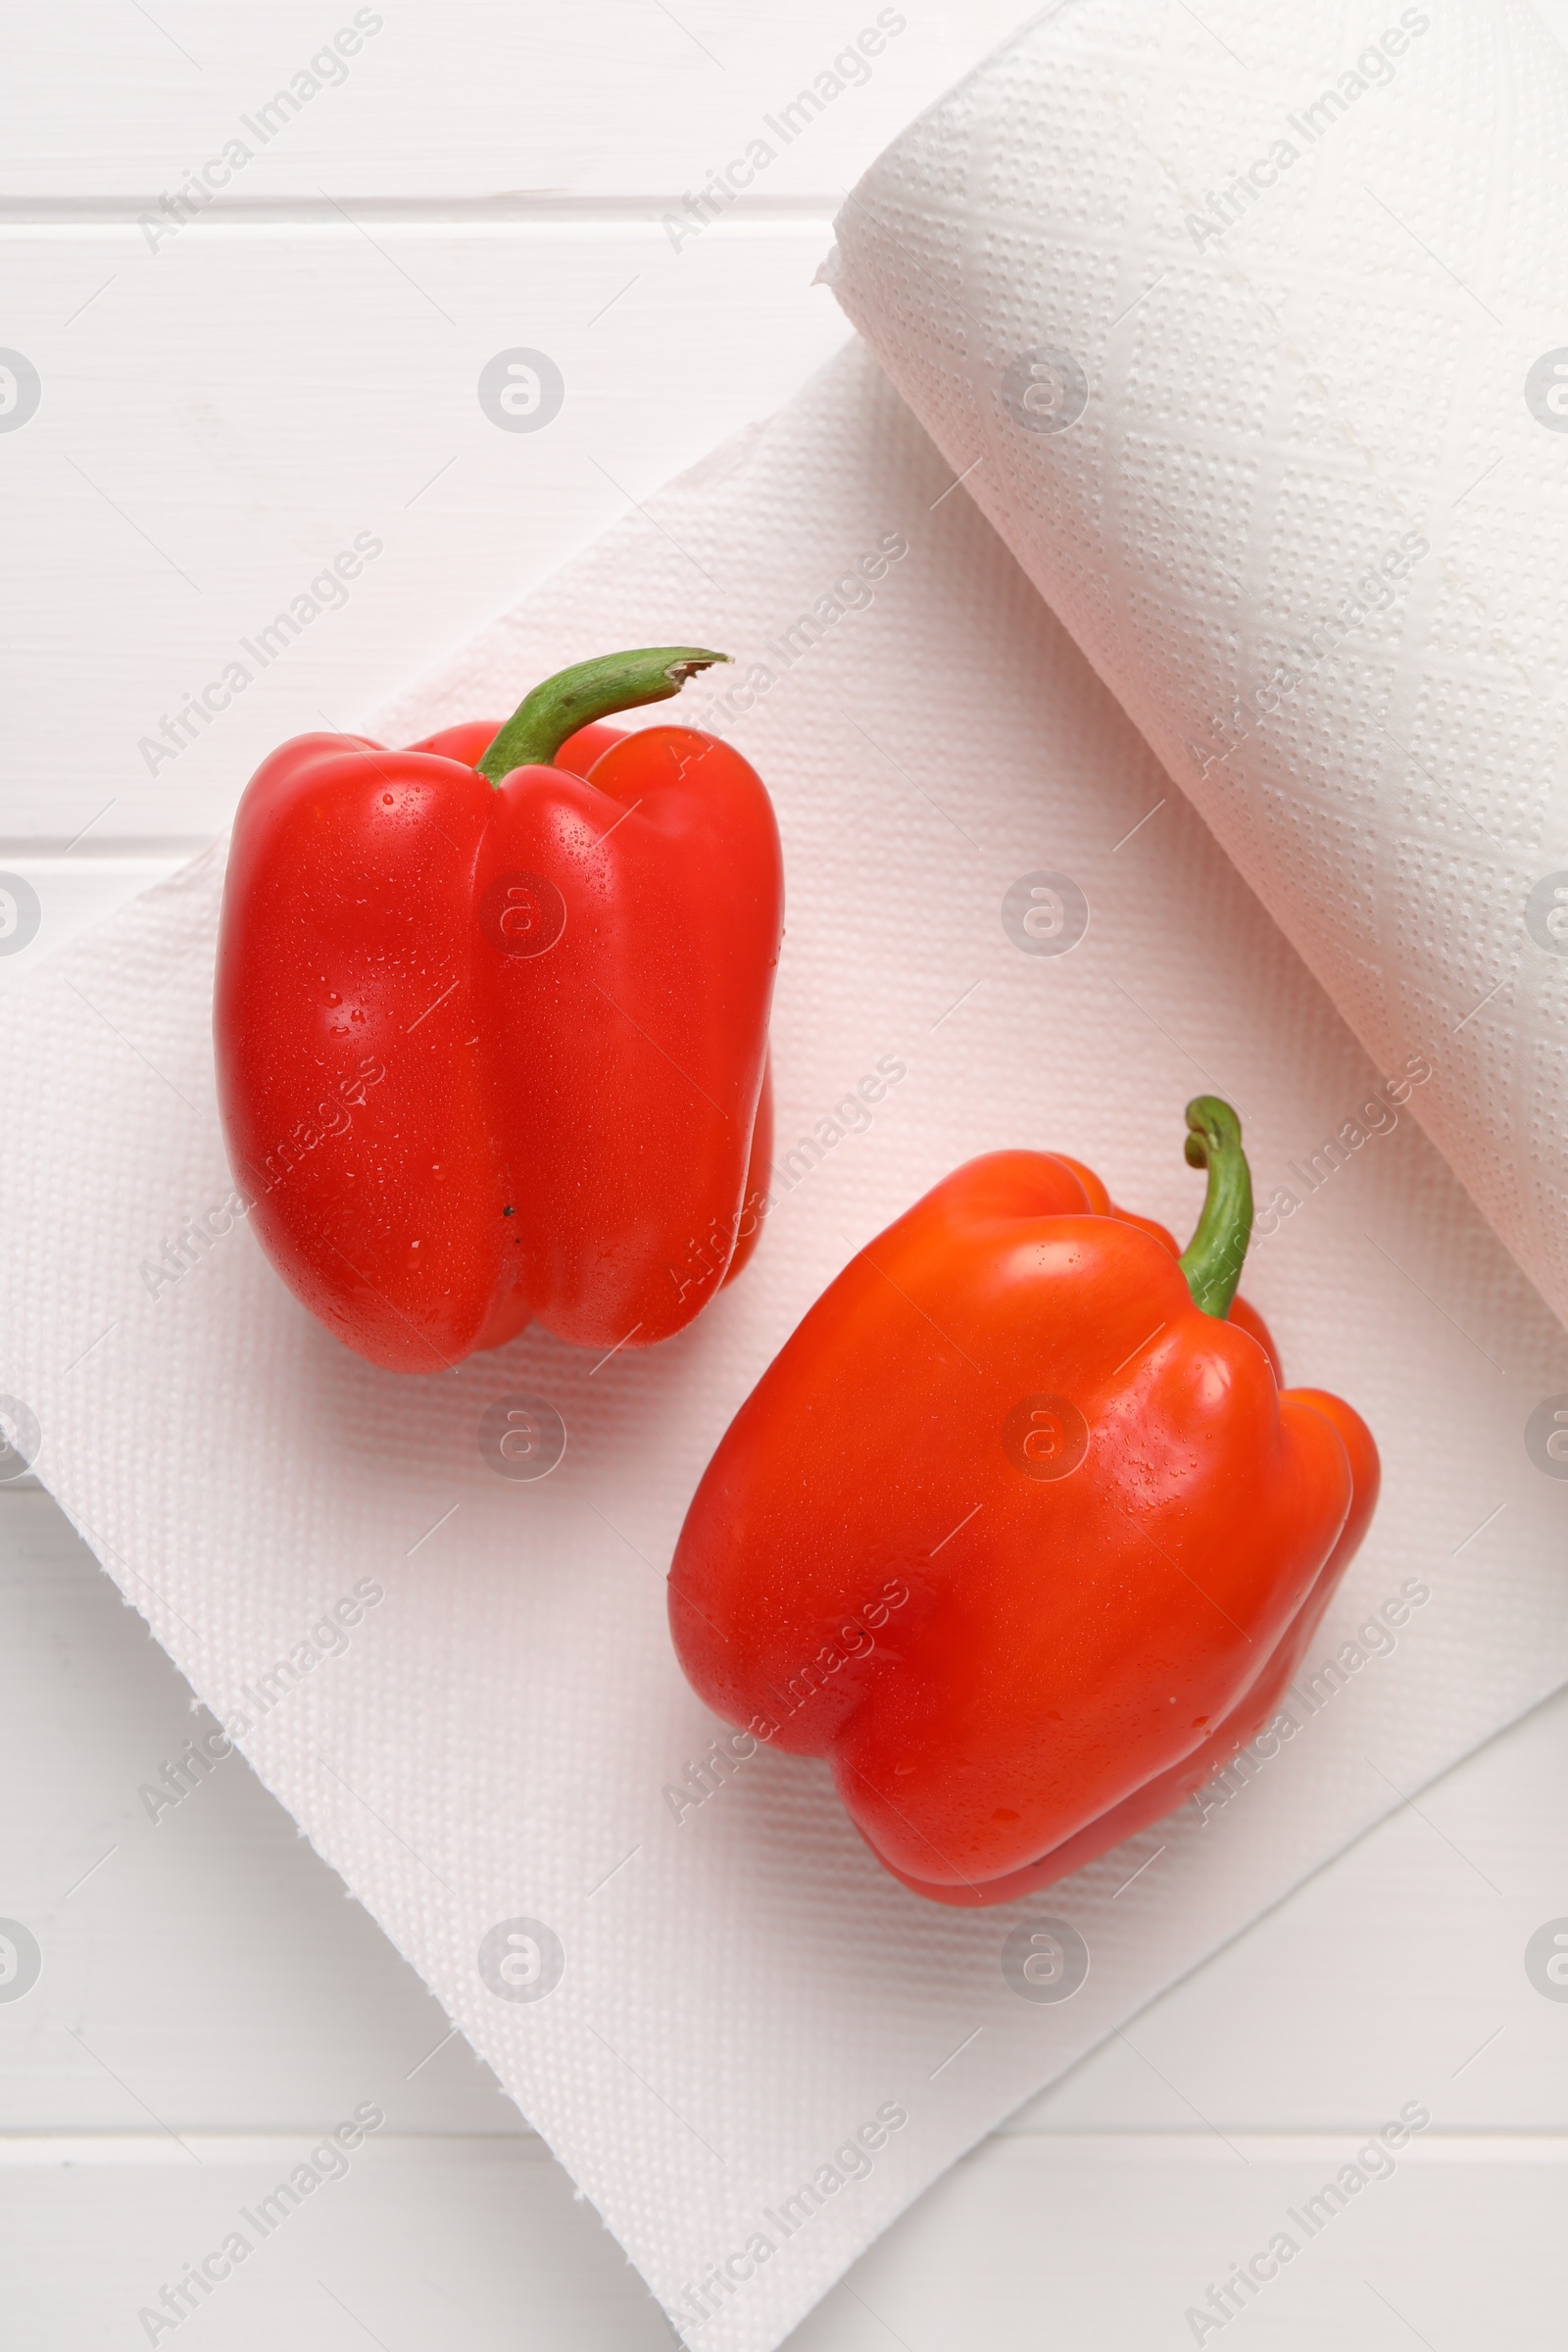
[826,0,1568,1329]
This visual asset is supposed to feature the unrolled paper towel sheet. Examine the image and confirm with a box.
[7,341,1567,2350]
[826,0,1568,1331]
[4,15,1568,2352]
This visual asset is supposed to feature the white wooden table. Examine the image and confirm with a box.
[3,8,1565,2343]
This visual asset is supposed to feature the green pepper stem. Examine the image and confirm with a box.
[1176,1096,1252,1319]
[475,646,730,785]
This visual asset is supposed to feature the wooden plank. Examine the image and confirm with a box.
[0,3,1027,199]
[0,2134,674,2348]
[0,1490,523,2136]
[799,2133,1567,2349]
[3,2130,1561,2347]
[0,224,853,852]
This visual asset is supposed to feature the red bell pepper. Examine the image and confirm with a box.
[668,1099,1379,1906]
[215,648,780,1371]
